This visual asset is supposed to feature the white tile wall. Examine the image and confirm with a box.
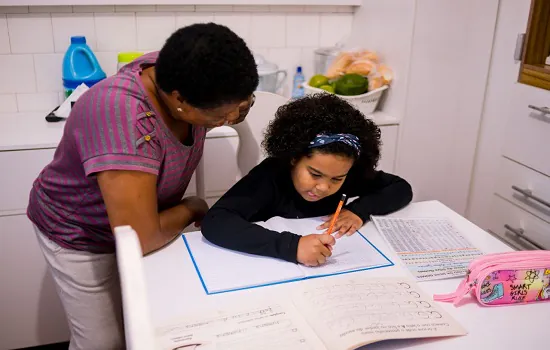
[319,14,353,46]
[213,12,252,43]
[0,94,18,113]
[95,12,137,51]
[0,55,36,94]
[0,15,10,54]
[16,92,59,112]
[176,13,215,28]
[250,14,286,48]
[94,51,119,77]
[286,14,320,47]
[7,14,54,54]
[136,12,176,51]
[52,12,96,52]
[0,5,355,113]
[34,54,64,92]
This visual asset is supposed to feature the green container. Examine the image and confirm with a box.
[117,52,144,70]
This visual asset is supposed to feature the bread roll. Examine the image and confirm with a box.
[368,75,385,91]
[377,64,394,84]
[325,52,353,79]
[345,59,375,76]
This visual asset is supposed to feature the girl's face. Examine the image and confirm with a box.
[291,151,354,202]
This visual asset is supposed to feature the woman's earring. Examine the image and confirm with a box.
[177,107,183,112]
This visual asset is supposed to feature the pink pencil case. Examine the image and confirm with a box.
[434,251,550,306]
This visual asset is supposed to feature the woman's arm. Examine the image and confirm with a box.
[98,170,207,255]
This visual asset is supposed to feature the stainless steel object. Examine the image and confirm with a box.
[512,185,550,209]
[313,46,342,76]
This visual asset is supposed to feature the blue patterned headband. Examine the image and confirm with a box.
[308,133,361,156]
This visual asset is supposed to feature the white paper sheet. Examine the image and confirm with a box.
[372,217,483,280]
[293,277,467,350]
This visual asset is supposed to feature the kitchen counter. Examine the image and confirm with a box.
[0,112,238,152]
[0,110,399,152]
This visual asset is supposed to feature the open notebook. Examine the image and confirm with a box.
[155,277,467,349]
[183,217,393,294]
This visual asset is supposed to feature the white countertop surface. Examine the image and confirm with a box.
[0,110,399,152]
[134,200,547,349]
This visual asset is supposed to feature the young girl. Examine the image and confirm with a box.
[202,94,412,267]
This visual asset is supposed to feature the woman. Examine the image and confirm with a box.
[27,23,258,349]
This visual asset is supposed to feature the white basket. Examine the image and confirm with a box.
[303,82,388,115]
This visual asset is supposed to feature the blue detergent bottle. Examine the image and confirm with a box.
[62,36,106,97]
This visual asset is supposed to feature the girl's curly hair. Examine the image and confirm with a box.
[262,93,381,175]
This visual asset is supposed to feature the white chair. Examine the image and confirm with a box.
[114,226,157,350]
[231,91,289,178]
[195,91,288,198]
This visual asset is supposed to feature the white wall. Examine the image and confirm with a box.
[392,0,498,215]
[348,0,415,121]
[0,4,355,113]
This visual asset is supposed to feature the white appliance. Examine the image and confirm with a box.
[254,54,287,93]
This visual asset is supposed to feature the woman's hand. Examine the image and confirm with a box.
[181,196,209,227]
[296,234,336,267]
[317,209,363,239]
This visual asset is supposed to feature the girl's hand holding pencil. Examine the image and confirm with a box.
[317,194,363,238]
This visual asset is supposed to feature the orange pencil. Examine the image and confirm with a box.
[327,194,347,235]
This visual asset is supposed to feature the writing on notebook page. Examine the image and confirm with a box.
[298,233,387,276]
[372,217,483,281]
[184,216,392,294]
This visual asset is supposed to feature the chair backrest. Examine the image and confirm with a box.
[114,226,156,350]
[229,91,288,178]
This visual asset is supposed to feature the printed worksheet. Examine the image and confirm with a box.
[155,303,326,350]
[155,277,466,350]
[372,217,483,280]
[292,277,467,349]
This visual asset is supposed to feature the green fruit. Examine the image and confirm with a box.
[334,74,369,96]
[319,85,335,93]
[308,74,329,88]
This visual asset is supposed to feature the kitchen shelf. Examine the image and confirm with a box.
[1,0,361,6]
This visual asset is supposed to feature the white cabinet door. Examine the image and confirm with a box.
[0,214,69,349]
[467,0,550,230]
[0,148,55,212]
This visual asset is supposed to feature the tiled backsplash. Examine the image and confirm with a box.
[0,5,354,113]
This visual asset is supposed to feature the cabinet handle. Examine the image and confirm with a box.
[528,105,550,115]
[511,185,550,209]
[503,224,544,250]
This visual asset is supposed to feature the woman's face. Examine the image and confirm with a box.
[169,93,255,128]
[291,151,354,202]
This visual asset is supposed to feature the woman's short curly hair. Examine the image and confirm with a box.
[156,23,258,109]
[262,93,381,175]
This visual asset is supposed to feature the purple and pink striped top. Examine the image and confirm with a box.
[28,52,206,253]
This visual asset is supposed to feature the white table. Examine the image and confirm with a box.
[141,200,548,349]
